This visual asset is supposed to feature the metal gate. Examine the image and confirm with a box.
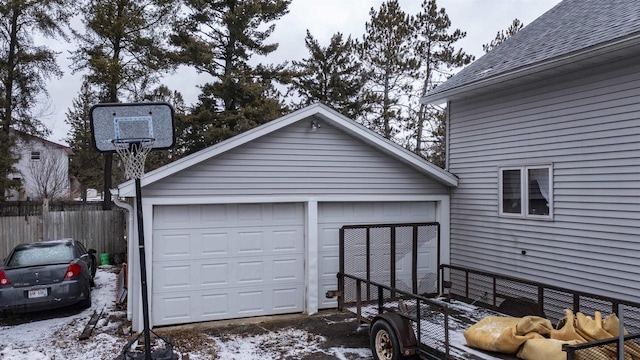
[339,222,440,305]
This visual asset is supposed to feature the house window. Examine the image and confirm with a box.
[501,169,521,214]
[30,151,41,160]
[499,165,552,219]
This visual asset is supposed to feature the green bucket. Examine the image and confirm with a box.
[100,253,110,265]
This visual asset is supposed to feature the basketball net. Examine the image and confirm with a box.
[112,138,155,180]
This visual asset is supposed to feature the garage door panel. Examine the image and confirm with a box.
[319,254,338,278]
[201,263,228,286]
[237,290,265,314]
[155,232,193,260]
[154,205,193,229]
[273,230,300,251]
[153,285,304,326]
[237,231,264,253]
[154,255,303,291]
[154,203,303,230]
[273,258,303,281]
[237,260,264,283]
[155,295,192,323]
[201,233,228,255]
[154,264,192,291]
[153,203,304,326]
[319,227,339,250]
[202,294,228,317]
[155,228,302,261]
[200,204,229,224]
[273,287,303,310]
[382,203,404,216]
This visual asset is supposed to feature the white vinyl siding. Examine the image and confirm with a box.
[143,120,448,197]
[447,57,640,302]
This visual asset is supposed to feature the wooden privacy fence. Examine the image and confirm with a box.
[0,201,126,261]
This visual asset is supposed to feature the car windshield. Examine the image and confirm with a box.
[7,244,74,268]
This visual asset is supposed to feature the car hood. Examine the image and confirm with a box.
[4,264,70,287]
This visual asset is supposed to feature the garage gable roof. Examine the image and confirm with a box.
[421,0,640,104]
[118,103,457,195]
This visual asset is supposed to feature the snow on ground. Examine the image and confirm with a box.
[0,267,372,360]
[0,267,124,360]
[212,328,325,359]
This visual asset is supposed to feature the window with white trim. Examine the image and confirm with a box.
[30,151,41,161]
[499,165,553,219]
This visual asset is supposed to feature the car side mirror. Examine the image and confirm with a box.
[88,249,97,255]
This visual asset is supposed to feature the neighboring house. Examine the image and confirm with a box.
[421,0,639,303]
[6,130,73,201]
[115,103,457,331]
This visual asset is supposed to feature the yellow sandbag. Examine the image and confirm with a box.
[515,316,553,336]
[463,316,544,354]
[517,338,581,360]
[576,311,614,341]
[550,310,586,342]
[602,313,628,337]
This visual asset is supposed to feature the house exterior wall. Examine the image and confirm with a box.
[143,119,449,197]
[447,57,640,302]
[9,136,71,201]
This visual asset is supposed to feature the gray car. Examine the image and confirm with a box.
[0,239,97,313]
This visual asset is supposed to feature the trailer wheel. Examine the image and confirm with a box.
[370,319,405,360]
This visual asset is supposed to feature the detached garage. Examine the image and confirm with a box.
[116,104,457,331]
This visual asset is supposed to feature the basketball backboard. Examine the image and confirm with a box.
[89,102,175,153]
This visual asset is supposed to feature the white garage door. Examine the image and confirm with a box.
[152,203,305,326]
[318,202,437,309]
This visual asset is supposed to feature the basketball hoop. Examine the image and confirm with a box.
[112,138,155,180]
[91,103,177,360]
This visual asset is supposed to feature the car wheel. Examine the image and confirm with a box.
[370,320,405,360]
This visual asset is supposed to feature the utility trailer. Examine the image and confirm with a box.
[328,223,640,360]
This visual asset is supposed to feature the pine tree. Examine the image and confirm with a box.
[65,82,104,202]
[0,0,72,199]
[71,0,179,208]
[425,110,446,168]
[171,0,291,153]
[291,30,367,119]
[360,0,418,139]
[483,19,523,53]
[410,0,473,166]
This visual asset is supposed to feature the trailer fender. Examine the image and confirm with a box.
[372,313,419,357]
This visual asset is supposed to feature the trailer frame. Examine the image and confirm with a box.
[334,222,640,360]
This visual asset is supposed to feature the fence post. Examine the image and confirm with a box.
[618,304,624,360]
[44,198,51,240]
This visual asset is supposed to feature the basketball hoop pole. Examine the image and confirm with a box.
[134,175,152,360]
[113,139,154,360]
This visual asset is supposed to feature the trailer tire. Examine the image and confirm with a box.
[370,319,406,360]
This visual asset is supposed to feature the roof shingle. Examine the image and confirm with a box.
[424,0,640,101]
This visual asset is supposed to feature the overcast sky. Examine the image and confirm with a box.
[40,0,562,145]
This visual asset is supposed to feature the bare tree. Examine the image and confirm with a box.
[28,151,69,201]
